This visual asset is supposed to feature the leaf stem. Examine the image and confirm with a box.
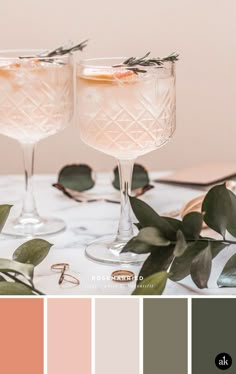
[197,239,235,244]
[170,238,236,245]
[2,272,44,295]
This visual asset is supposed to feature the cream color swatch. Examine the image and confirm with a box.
[95,298,139,374]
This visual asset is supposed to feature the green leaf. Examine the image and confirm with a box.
[161,216,183,232]
[190,243,212,289]
[134,222,142,230]
[0,205,12,232]
[121,237,154,254]
[217,254,236,287]
[132,271,168,295]
[58,164,95,192]
[211,242,229,258]
[135,227,171,247]
[173,230,188,257]
[182,212,203,239]
[0,282,34,295]
[113,164,150,190]
[169,240,208,281]
[0,275,6,282]
[137,247,174,284]
[0,259,34,282]
[130,196,176,240]
[202,183,236,238]
[13,239,53,266]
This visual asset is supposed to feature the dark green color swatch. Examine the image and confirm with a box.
[143,298,188,374]
[192,299,235,373]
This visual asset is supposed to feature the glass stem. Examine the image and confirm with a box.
[20,143,39,220]
[115,159,135,243]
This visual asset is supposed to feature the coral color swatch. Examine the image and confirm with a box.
[0,298,43,374]
[47,298,91,374]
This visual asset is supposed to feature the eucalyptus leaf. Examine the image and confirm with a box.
[182,212,203,239]
[135,227,170,247]
[190,243,212,289]
[161,216,183,232]
[134,222,142,230]
[113,164,150,190]
[13,239,53,266]
[217,254,236,287]
[130,196,176,240]
[0,282,34,295]
[58,164,95,192]
[173,230,188,257]
[132,271,168,295]
[211,242,229,258]
[121,237,154,254]
[137,246,174,284]
[202,183,236,238]
[0,205,12,232]
[0,259,34,282]
[169,240,208,281]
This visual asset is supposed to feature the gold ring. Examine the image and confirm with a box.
[111,270,135,283]
[51,263,70,271]
[61,273,80,285]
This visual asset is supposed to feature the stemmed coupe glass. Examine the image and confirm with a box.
[0,50,74,237]
[77,57,176,264]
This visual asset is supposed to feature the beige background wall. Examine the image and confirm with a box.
[0,0,235,174]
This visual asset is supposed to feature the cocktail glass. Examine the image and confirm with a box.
[77,57,176,264]
[0,50,74,236]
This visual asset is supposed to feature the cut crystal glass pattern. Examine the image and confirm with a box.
[0,63,73,143]
[78,75,175,159]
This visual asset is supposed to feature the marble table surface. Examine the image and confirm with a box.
[0,172,236,296]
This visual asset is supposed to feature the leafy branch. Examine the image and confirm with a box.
[122,183,236,294]
[0,205,52,295]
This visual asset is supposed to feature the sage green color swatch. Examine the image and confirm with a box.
[143,298,188,374]
[192,299,235,373]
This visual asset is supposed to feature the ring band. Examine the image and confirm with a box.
[111,270,135,283]
[51,263,69,271]
[59,273,80,285]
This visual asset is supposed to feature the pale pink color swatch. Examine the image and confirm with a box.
[95,298,139,374]
[48,298,91,374]
[0,298,43,374]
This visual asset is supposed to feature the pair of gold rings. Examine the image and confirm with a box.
[51,263,80,286]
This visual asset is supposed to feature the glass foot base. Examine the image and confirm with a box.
[85,235,148,265]
[3,216,66,237]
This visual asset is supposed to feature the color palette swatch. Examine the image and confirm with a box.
[1,297,234,373]
[95,298,139,374]
[144,299,188,374]
[0,299,43,374]
[192,299,235,373]
[48,298,91,374]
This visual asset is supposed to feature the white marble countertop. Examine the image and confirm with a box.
[1,172,236,296]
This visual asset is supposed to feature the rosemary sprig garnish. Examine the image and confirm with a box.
[19,40,88,60]
[39,40,88,58]
[114,52,179,73]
